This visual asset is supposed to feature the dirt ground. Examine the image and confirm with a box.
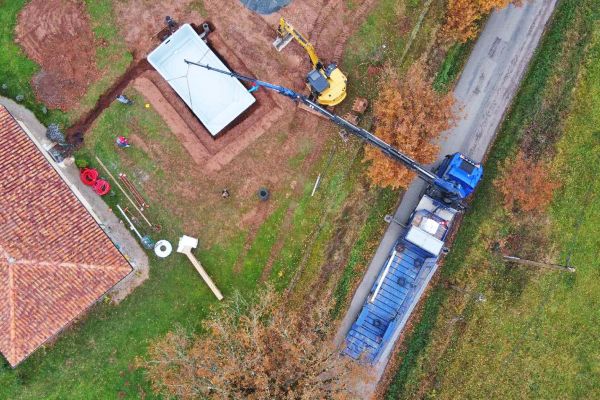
[112,0,379,173]
[15,0,381,240]
[117,0,381,241]
[15,0,99,110]
[114,0,203,59]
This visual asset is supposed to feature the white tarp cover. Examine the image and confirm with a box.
[147,24,255,136]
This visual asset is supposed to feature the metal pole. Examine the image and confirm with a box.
[95,156,153,227]
[503,255,575,273]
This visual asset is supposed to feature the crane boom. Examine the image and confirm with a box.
[184,61,481,201]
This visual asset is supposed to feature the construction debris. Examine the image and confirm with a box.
[352,97,368,114]
[95,156,158,230]
[116,204,154,250]
[343,112,359,125]
[503,255,575,273]
[119,173,149,210]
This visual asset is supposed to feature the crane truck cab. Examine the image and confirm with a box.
[434,153,483,200]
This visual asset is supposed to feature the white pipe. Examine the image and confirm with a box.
[116,204,143,241]
[96,156,153,227]
[370,250,397,303]
[311,174,322,197]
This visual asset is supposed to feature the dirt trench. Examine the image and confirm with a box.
[66,59,152,137]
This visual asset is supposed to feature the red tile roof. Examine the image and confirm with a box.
[0,106,132,367]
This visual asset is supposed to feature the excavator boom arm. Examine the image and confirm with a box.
[277,17,320,67]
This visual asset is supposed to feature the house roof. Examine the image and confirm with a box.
[0,106,132,367]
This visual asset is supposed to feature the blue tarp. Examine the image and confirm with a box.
[239,0,293,15]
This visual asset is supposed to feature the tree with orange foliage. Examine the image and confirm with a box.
[363,64,456,189]
[444,0,522,42]
[143,287,365,399]
[494,151,559,213]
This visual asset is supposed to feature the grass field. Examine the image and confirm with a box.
[384,0,600,398]
[0,83,380,399]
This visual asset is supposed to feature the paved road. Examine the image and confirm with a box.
[334,0,558,394]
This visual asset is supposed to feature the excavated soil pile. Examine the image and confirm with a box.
[15,0,99,110]
[114,0,203,58]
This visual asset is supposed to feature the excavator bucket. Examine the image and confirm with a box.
[273,32,293,51]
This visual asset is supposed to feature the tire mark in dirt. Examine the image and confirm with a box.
[15,0,100,110]
[232,200,273,274]
[332,0,380,61]
[310,0,343,42]
[284,143,362,297]
[308,182,372,299]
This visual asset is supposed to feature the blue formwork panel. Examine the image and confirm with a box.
[343,241,422,362]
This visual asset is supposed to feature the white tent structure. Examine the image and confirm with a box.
[148,24,256,136]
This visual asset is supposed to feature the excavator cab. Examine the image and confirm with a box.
[274,17,347,106]
[307,69,329,93]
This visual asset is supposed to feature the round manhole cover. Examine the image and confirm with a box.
[239,0,293,15]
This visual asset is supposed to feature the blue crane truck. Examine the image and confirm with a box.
[344,195,459,361]
[188,62,483,362]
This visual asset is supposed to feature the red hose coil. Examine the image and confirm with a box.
[80,168,99,186]
[93,179,111,196]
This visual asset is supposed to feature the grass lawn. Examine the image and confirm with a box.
[68,0,133,121]
[433,41,473,93]
[384,0,600,398]
[342,0,447,104]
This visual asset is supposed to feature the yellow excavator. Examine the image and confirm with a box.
[273,17,347,107]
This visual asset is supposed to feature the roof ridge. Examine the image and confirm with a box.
[11,258,132,273]
[0,105,133,367]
